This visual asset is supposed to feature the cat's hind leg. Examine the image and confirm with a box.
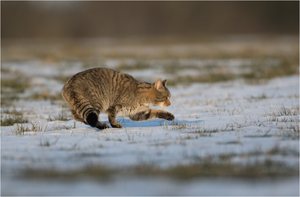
[86,111,109,130]
[71,109,85,122]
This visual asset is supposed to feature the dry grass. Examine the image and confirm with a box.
[29,92,62,101]
[21,165,114,181]
[15,122,46,135]
[191,127,219,134]
[134,160,296,179]
[48,123,76,131]
[52,75,71,83]
[1,115,28,126]
[271,106,299,117]
[168,57,298,86]
[249,94,268,100]
[3,36,297,60]
[20,155,298,181]
[1,78,29,93]
[1,108,28,126]
[265,106,299,139]
[2,37,298,89]
[39,137,60,147]
[169,73,234,85]
[163,121,188,130]
[116,61,151,71]
[47,107,71,121]
[1,70,30,106]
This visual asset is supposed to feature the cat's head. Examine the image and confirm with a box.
[152,79,171,107]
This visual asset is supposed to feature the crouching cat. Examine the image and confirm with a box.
[62,67,175,129]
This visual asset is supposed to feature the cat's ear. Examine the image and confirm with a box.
[162,79,167,87]
[154,79,164,90]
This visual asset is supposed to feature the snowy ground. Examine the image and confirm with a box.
[1,39,299,196]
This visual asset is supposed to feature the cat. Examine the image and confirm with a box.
[62,67,175,129]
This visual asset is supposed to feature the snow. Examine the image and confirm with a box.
[1,60,299,195]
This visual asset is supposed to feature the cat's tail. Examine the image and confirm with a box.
[78,104,99,125]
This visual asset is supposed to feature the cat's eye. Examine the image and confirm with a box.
[155,96,168,102]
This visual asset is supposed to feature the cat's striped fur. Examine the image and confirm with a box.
[62,67,174,129]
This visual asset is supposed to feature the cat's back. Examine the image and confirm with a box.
[62,67,139,108]
[65,67,136,88]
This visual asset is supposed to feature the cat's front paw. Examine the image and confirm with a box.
[165,113,175,121]
[158,112,175,121]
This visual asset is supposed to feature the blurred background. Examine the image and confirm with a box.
[1,2,299,196]
[2,1,298,75]
[2,1,298,84]
[2,1,299,39]
[1,0,299,110]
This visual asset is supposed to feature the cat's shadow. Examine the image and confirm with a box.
[115,118,204,128]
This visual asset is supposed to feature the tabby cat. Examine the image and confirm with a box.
[62,67,175,129]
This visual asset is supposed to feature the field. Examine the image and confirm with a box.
[1,36,299,195]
